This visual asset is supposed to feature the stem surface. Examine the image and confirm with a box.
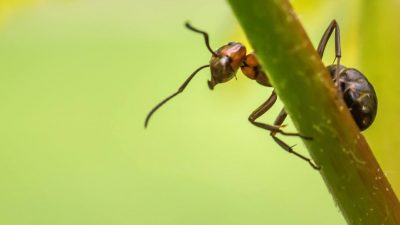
[227,0,400,224]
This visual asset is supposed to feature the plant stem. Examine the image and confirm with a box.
[226,0,400,224]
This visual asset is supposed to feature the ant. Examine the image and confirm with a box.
[144,20,377,170]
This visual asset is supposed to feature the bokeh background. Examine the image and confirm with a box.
[0,0,398,224]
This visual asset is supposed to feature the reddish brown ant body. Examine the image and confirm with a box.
[144,20,377,170]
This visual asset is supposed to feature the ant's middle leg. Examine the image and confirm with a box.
[270,108,319,170]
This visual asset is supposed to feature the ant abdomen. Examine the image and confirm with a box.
[327,65,378,130]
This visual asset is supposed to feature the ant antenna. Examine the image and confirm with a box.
[144,65,210,128]
[185,22,217,57]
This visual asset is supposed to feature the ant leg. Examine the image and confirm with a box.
[248,91,311,139]
[248,91,280,133]
[317,20,342,87]
[270,108,320,170]
[248,93,318,169]
[317,20,341,58]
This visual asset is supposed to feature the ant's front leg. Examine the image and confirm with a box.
[248,91,311,139]
[248,92,319,170]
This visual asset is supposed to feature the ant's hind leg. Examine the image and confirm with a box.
[317,20,342,87]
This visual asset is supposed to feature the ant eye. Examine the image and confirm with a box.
[228,42,234,45]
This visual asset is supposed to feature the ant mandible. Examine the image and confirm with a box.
[144,20,378,170]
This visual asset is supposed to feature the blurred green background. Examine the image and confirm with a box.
[0,0,398,225]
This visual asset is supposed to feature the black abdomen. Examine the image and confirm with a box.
[327,65,378,131]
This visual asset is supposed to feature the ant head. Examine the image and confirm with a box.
[208,42,246,89]
[144,23,247,128]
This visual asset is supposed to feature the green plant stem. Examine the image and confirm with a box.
[227,0,400,224]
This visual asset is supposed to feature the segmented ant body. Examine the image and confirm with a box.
[145,20,377,170]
